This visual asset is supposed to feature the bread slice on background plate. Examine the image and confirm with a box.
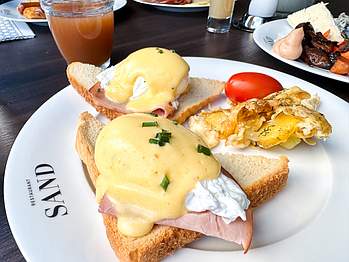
[67,62,225,123]
[75,112,289,262]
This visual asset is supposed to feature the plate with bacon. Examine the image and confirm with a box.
[133,0,209,12]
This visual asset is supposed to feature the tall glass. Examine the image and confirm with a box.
[207,0,236,33]
[41,0,114,68]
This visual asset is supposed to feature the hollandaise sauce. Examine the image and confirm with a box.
[94,113,220,237]
[104,47,189,112]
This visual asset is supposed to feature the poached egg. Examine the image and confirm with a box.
[96,47,190,113]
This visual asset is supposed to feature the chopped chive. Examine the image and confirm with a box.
[160,136,170,143]
[149,138,159,144]
[172,121,178,125]
[156,48,164,54]
[149,129,172,147]
[197,144,211,156]
[156,130,171,139]
[160,129,171,137]
[142,121,158,127]
[156,132,171,139]
[160,175,170,191]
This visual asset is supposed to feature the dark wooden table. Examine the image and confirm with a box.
[0,0,348,261]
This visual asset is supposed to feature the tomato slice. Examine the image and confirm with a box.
[225,72,283,103]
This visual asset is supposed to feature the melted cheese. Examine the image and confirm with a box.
[94,113,220,237]
[104,47,190,112]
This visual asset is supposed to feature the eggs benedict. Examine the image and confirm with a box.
[66,48,225,123]
[95,47,190,116]
[93,113,252,250]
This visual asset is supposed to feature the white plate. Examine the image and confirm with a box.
[132,0,208,12]
[0,0,127,24]
[4,57,349,262]
[253,19,349,84]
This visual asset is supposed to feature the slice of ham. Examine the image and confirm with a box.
[89,82,174,117]
[90,82,130,114]
[98,194,253,253]
[98,194,118,216]
[159,210,253,253]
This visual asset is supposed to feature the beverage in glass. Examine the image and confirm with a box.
[41,0,114,67]
[207,0,236,33]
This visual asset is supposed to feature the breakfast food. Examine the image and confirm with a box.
[17,0,45,19]
[273,22,349,75]
[189,86,332,149]
[67,47,225,123]
[275,2,349,76]
[70,46,294,261]
[77,112,252,260]
[287,2,343,43]
[298,22,349,74]
[76,112,289,261]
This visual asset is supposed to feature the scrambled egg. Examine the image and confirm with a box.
[188,87,332,149]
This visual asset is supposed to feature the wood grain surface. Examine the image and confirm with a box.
[0,0,348,261]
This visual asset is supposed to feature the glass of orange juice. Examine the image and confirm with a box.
[41,0,114,68]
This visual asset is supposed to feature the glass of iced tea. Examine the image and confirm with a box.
[41,0,114,68]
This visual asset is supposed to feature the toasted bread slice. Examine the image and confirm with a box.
[67,62,225,123]
[76,112,289,261]
[170,77,224,124]
[67,63,124,120]
[215,154,289,208]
